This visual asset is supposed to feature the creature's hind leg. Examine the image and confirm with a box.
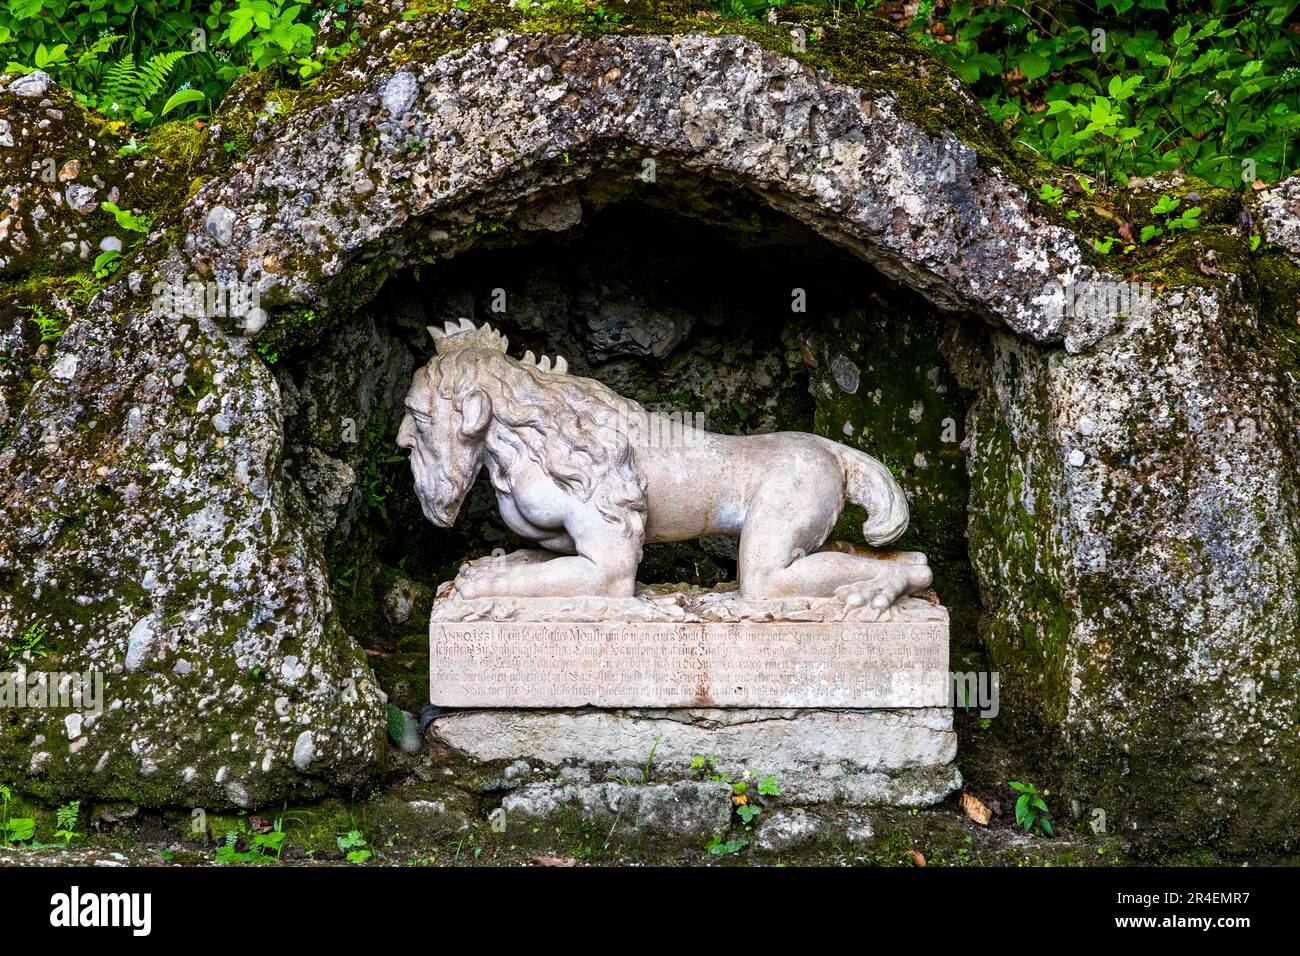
[738,463,932,606]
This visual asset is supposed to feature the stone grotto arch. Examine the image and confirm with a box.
[2,15,1298,853]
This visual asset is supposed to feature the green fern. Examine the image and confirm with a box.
[100,50,191,117]
[76,33,123,68]
[101,53,137,105]
[137,51,191,100]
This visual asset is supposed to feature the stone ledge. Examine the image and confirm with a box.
[431,708,961,807]
[502,780,734,840]
[430,584,948,624]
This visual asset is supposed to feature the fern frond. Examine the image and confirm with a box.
[137,50,191,100]
[102,53,137,103]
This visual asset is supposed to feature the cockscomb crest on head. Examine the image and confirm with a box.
[426,318,568,374]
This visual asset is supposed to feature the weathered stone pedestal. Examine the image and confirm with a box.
[427,586,960,814]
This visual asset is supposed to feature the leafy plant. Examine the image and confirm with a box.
[356,410,406,522]
[1009,780,1055,836]
[252,819,287,860]
[906,0,1300,189]
[54,801,81,845]
[93,249,122,279]
[214,816,287,862]
[691,756,782,829]
[1037,182,1066,204]
[337,829,371,863]
[1140,194,1202,242]
[0,784,35,847]
[6,621,48,663]
[0,2,351,128]
[216,0,316,70]
[254,339,280,365]
[100,201,152,234]
[94,49,193,123]
[705,834,749,856]
[214,829,248,862]
[20,306,63,343]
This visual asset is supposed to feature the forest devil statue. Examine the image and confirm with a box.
[398,320,933,611]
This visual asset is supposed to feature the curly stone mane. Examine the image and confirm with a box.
[428,345,649,537]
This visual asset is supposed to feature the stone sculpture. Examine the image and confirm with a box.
[398,319,933,611]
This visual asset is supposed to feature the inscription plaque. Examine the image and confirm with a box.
[430,620,949,708]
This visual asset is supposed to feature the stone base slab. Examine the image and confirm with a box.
[431,708,961,807]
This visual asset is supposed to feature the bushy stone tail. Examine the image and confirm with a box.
[830,442,909,546]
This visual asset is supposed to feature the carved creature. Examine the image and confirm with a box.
[399,320,932,610]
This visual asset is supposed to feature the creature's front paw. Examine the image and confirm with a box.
[452,561,500,599]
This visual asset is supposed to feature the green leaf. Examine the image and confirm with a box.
[93,249,121,277]
[1151,195,1181,214]
[1106,75,1144,100]
[1020,53,1051,81]
[8,0,45,20]
[4,817,35,841]
[1015,793,1030,821]
[227,14,255,44]
[100,201,151,234]
[161,88,206,117]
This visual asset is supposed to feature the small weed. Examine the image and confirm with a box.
[20,306,64,343]
[641,734,661,783]
[1140,195,1202,244]
[1036,182,1065,204]
[705,834,748,856]
[100,200,152,234]
[6,621,48,663]
[54,801,81,845]
[93,249,122,279]
[0,785,35,846]
[1009,781,1055,837]
[214,816,287,863]
[338,829,371,863]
